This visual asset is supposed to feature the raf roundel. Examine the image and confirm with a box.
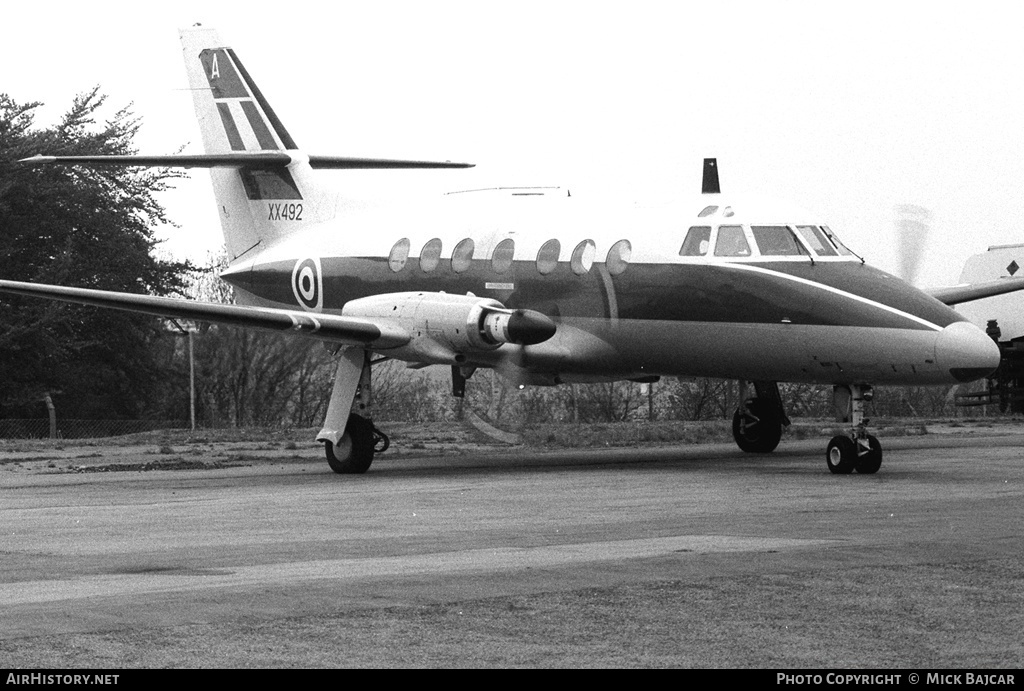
[291,257,323,311]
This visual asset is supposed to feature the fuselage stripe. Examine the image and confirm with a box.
[718,262,943,331]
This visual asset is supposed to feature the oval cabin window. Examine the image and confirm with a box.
[491,238,515,274]
[606,239,632,275]
[389,238,410,272]
[571,239,596,275]
[419,238,442,272]
[536,239,560,275]
[452,238,475,273]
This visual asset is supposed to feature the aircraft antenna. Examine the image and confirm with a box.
[702,158,721,194]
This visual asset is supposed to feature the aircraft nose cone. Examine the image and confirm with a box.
[935,321,1001,383]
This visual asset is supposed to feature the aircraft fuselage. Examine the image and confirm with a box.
[219,191,995,387]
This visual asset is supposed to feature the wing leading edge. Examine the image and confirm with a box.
[926,277,1024,306]
[0,280,410,348]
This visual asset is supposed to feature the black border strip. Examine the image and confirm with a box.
[227,48,299,150]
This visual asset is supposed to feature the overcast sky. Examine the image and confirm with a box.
[5,0,1023,288]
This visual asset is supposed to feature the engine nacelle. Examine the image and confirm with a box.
[342,292,556,363]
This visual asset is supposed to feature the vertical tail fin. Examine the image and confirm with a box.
[23,27,472,264]
[179,26,333,261]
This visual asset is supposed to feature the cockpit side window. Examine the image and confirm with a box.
[794,225,838,256]
[820,226,855,256]
[714,225,751,257]
[751,225,804,256]
[680,226,711,256]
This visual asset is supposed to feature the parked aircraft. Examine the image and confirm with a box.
[5,26,1023,475]
[949,245,1024,413]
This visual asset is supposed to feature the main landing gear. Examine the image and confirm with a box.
[324,413,390,474]
[732,381,790,453]
[317,349,390,474]
[826,384,881,474]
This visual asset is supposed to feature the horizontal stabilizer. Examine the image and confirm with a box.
[927,276,1024,306]
[19,154,474,169]
[309,156,475,170]
[0,280,411,348]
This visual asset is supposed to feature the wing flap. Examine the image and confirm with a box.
[0,280,411,348]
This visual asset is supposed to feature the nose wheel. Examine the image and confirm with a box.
[826,433,882,474]
[827,384,882,474]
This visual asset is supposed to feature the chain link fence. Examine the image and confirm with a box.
[0,419,188,440]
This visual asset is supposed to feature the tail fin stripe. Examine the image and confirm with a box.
[228,49,299,150]
[241,101,280,151]
[216,103,247,151]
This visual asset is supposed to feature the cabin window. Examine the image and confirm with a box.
[491,238,515,274]
[419,238,442,272]
[821,226,855,256]
[794,225,838,256]
[751,225,804,256]
[698,205,718,218]
[452,238,475,273]
[388,238,410,272]
[606,239,632,275]
[714,225,750,256]
[536,239,560,275]
[571,239,596,275]
[680,226,711,256]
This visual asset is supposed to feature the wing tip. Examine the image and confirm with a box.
[19,155,55,165]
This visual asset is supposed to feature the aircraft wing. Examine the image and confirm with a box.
[926,277,1024,306]
[0,280,411,348]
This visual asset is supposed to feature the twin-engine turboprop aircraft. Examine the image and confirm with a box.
[5,26,1023,475]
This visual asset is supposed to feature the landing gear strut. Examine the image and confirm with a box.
[826,384,882,474]
[317,349,390,474]
[732,381,790,453]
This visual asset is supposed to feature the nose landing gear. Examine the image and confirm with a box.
[827,384,882,474]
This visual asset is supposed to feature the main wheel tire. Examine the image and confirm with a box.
[854,434,883,474]
[732,401,782,453]
[826,435,857,474]
[324,413,375,474]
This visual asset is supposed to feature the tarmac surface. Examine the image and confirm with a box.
[1,428,1023,668]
